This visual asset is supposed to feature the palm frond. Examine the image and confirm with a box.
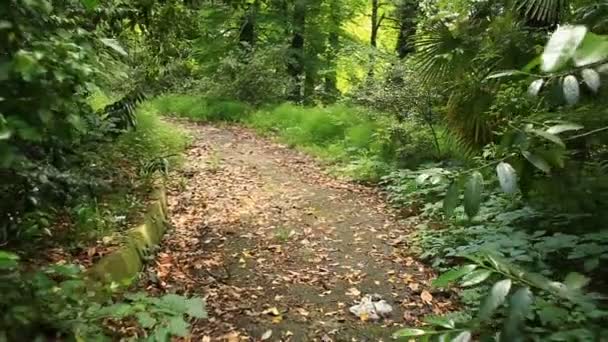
[413,21,473,84]
[516,0,568,24]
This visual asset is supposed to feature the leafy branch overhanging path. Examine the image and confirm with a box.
[141,122,456,341]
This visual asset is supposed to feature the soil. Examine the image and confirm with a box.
[140,122,457,341]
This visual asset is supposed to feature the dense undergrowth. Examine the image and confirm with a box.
[153,83,608,339]
[155,93,461,183]
[4,0,608,340]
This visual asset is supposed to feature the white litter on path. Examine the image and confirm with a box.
[349,294,393,321]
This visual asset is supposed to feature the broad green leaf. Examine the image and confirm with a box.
[562,75,580,105]
[581,68,600,92]
[452,331,472,342]
[542,25,587,72]
[81,0,98,10]
[527,79,544,96]
[160,294,188,312]
[0,250,19,260]
[573,32,608,67]
[100,38,128,56]
[393,328,432,338]
[460,269,493,287]
[0,250,19,269]
[167,317,189,337]
[546,123,583,134]
[185,298,207,319]
[502,287,533,341]
[424,316,455,329]
[478,279,512,320]
[433,264,478,288]
[496,162,517,194]
[529,129,565,148]
[522,151,551,174]
[443,182,459,217]
[464,172,483,219]
[136,312,156,328]
[563,272,590,290]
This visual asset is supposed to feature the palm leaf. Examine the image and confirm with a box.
[413,21,471,84]
[516,0,569,24]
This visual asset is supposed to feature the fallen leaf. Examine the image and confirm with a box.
[421,290,433,304]
[346,287,361,297]
[261,330,272,340]
[263,307,281,316]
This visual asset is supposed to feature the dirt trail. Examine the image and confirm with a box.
[142,122,456,341]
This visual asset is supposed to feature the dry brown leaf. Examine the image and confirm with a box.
[421,290,433,304]
[346,287,361,297]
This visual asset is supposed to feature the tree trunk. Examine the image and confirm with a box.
[395,0,418,58]
[238,1,258,52]
[287,0,306,103]
[368,0,382,77]
[322,0,340,103]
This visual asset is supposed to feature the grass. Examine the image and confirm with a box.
[150,94,253,122]
[146,93,467,183]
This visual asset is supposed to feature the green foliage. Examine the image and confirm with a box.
[394,253,607,341]
[0,250,205,340]
[151,95,252,122]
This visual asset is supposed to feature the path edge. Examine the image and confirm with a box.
[87,184,168,284]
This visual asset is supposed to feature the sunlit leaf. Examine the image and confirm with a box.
[542,25,587,72]
[562,75,580,105]
[432,264,478,288]
[522,151,552,173]
[460,269,493,287]
[452,331,472,342]
[487,70,527,79]
[478,279,512,320]
[393,328,432,338]
[563,272,590,290]
[443,182,459,217]
[529,129,565,148]
[464,171,483,219]
[546,123,583,134]
[424,316,456,329]
[573,32,608,67]
[496,162,517,194]
[528,79,544,96]
[100,38,128,56]
[581,68,600,92]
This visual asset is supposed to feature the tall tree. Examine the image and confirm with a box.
[323,0,341,102]
[394,0,418,58]
[287,0,307,102]
[368,0,385,76]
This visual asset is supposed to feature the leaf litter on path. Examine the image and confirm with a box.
[139,123,457,340]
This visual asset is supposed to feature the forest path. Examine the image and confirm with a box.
[141,122,455,341]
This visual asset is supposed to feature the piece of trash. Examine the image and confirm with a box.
[349,294,393,321]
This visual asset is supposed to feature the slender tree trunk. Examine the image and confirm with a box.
[287,0,306,103]
[368,0,382,77]
[323,0,340,103]
[238,1,258,52]
[395,0,418,58]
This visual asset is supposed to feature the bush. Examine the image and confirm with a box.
[150,95,252,122]
[0,251,206,340]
